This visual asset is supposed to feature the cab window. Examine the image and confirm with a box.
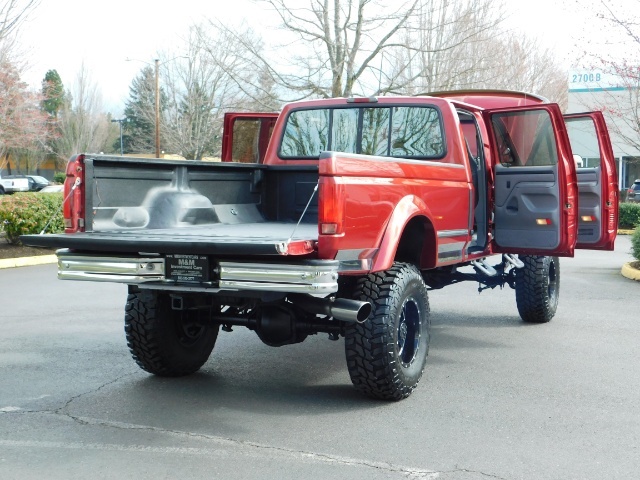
[279,105,445,160]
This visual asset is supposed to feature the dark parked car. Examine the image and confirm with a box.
[27,175,50,191]
[627,179,640,203]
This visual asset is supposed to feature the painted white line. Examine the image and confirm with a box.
[0,418,439,478]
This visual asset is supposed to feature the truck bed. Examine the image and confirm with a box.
[23,155,320,256]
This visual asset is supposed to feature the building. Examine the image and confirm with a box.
[567,68,640,190]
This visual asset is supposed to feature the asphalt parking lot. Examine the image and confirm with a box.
[0,236,638,479]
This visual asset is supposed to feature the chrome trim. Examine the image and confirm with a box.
[58,255,164,283]
[438,241,466,253]
[338,259,373,272]
[335,248,377,272]
[218,280,337,294]
[56,253,339,294]
[437,241,465,263]
[218,262,338,294]
[437,229,469,238]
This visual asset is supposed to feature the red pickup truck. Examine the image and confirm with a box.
[24,90,619,400]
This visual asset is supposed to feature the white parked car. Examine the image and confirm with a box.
[39,185,64,193]
[0,175,30,194]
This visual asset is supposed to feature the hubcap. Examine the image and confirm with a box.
[397,297,421,367]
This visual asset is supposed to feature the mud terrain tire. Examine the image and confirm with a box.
[125,290,218,376]
[515,255,560,323]
[345,263,430,400]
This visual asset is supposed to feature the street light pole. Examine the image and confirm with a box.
[111,118,124,155]
[155,58,160,158]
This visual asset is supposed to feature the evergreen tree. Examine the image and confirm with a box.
[119,66,164,154]
[41,69,65,118]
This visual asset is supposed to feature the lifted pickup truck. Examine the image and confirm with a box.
[24,90,619,400]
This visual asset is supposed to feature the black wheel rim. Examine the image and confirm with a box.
[397,296,421,367]
[175,312,206,347]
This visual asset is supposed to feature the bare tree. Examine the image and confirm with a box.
[489,34,568,106]
[52,64,114,161]
[384,0,504,94]
[384,0,567,106]
[159,24,259,159]
[228,0,423,99]
[216,0,566,104]
[0,0,39,64]
[581,0,640,154]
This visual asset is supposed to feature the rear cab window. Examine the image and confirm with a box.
[279,105,447,161]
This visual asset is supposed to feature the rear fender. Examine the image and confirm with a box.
[371,195,436,272]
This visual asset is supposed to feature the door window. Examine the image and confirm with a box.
[491,110,558,167]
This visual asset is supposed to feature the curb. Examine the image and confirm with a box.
[621,262,640,282]
[0,254,57,270]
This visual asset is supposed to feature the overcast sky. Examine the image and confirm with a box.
[17,0,618,115]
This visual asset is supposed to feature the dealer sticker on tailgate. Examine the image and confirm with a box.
[165,254,210,282]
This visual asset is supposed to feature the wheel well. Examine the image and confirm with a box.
[394,216,436,268]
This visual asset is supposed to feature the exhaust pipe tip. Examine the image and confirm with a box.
[287,293,372,323]
[330,298,372,323]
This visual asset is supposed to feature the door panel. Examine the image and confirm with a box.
[484,105,578,256]
[494,165,560,249]
[564,113,618,250]
[576,167,603,244]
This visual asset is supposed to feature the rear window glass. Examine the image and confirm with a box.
[279,105,444,160]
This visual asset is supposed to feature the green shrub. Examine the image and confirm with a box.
[618,203,640,230]
[0,193,64,244]
[53,172,66,184]
[632,227,640,262]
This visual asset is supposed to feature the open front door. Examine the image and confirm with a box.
[483,104,578,256]
[221,113,278,163]
[564,112,618,250]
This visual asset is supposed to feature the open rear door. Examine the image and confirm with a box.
[483,104,578,256]
[221,113,278,163]
[564,112,618,250]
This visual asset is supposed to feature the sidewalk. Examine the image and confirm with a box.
[0,254,57,270]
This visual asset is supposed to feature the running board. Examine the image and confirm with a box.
[503,254,524,269]
[471,259,497,277]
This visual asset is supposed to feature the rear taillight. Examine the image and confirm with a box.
[63,154,86,233]
[319,178,345,235]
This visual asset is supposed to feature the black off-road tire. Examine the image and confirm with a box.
[345,263,430,400]
[124,290,218,376]
[515,255,560,323]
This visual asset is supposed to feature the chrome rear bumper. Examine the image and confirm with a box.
[57,251,339,294]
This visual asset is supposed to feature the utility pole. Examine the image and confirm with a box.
[111,118,125,155]
[126,56,185,158]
